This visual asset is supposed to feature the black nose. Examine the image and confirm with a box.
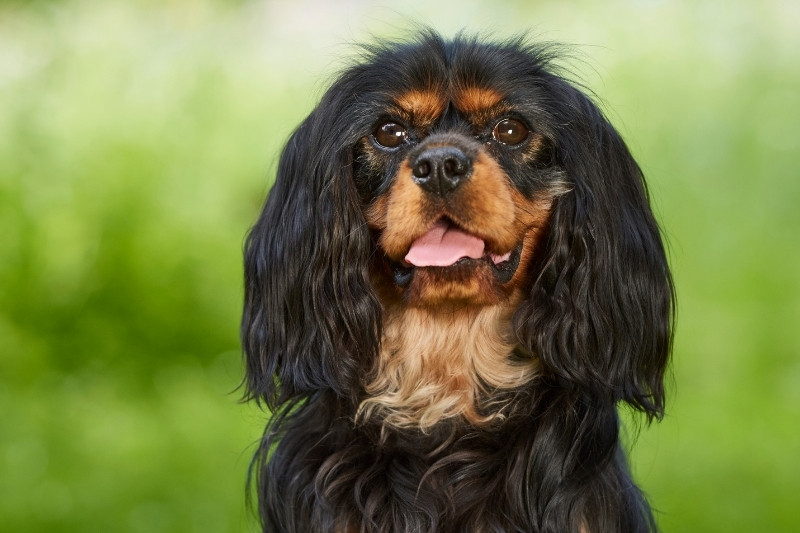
[411,146,472,196]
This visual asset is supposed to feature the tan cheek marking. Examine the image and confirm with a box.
[394,89,446,127]
[379,163,432,259]
[505,179,571,287]
[455,151,519,250]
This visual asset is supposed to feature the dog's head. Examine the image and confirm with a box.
[356,62,569,309]
[243,32,674,424]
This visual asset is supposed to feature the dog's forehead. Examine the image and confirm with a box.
[392,86,504,123]
[385,85,513,131]
[356,40,543,127]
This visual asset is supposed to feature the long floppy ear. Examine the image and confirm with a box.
[241,101,381,410]
[516,80,674,419]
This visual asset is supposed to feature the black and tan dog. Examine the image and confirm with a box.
[242,31,674,533]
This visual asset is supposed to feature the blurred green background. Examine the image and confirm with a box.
[1,0,798,531]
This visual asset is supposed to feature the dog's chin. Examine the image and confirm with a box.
[387,243,523,307]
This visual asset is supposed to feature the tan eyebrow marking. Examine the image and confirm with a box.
[453,86,504,115]
[394,89,447,126]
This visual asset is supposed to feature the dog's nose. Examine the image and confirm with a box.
[411,146,471,196]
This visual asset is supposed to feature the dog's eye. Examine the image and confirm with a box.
[492,118,528,146]
[374,122,408,148]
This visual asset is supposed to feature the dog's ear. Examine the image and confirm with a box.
[516,80,674,419]
[241,97,381,409]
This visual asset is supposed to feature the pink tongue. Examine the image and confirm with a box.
[405,220,485,267]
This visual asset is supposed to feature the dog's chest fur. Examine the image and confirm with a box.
[358,303,539,430]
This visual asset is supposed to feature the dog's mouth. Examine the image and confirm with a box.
[388,218,523,288]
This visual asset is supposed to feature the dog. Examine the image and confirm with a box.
[242,31,674,533]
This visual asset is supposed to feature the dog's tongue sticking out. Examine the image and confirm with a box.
[405,220,485,267]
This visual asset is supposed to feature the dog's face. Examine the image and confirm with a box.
[356,82,568,307]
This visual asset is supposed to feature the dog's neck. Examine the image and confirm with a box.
[357,301,539,431]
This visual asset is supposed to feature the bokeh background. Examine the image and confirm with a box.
[1,0,798,531]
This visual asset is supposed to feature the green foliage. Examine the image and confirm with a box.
[1,1,798,532]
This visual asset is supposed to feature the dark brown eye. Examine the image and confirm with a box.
[374,121,407,148]
[492,118,528,145]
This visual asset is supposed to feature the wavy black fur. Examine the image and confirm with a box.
[242,31,674,533]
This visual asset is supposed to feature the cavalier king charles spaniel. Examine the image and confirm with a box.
[242,31,674,533]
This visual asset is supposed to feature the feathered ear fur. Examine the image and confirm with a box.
[241,92,381,410]
[516,77,674,419]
